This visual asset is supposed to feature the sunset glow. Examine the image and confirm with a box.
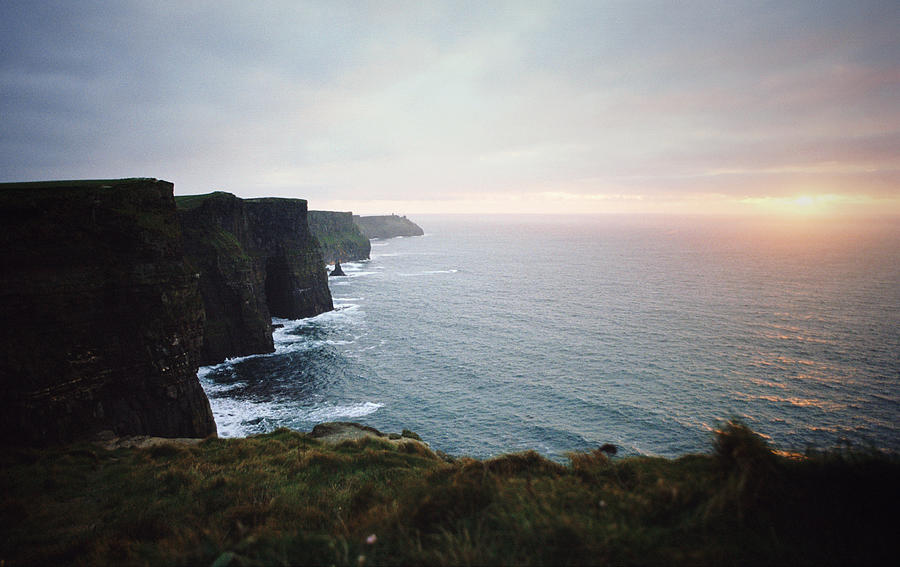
[1,1,898,218]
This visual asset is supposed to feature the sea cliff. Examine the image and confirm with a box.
[176,192,275,365]
[308,210,371,263]
[246,198,334,320]
[354,214,424,239]
[176,193,333,365]
[0,179,216,445]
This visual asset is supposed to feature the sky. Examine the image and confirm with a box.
[1,1,899,216]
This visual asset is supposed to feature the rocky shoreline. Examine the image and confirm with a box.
[0,178,423,446]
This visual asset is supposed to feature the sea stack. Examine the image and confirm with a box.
[330,261,346,277]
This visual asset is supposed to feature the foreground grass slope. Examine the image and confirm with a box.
[1,422,896,566]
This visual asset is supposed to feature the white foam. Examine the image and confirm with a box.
[208,397,385,438]
[197,352,268,380]
[207,396,283,438]
[201,379,248,395]
[303,401,384,422]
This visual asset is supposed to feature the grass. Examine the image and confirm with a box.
[0,178,158,191]
[174,192,233,211]
[1,421,897,566]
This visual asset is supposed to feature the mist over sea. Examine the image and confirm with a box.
[199,215,900,459]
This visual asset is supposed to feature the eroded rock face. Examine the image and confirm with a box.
[0,179,217,445]
[308,210,371,263]
[353,214,424,239]
[176,193,333,364]
[177,193,274,365]
[246,198,333,320]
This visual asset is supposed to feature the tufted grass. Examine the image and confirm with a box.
[1,422,897,566]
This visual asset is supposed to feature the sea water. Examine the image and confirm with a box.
[198,215,900,459]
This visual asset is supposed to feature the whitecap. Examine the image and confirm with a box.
[303,401,384,422]
[207,397,283,438]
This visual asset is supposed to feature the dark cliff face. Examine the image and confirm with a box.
[353,214,424,239]
[308,210,371,263]
[176,194,333,365]
[177,193,274,366]
[0,179,217,445]
[246,198,334,320]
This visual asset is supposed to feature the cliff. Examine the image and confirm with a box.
[245,198,334,320]
[354,214,424,239]
[176,193,274,365]
[0,179,216,445]
[176,193,333,364]
[308,210,371,263]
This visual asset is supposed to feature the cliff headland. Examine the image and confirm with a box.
[177,193,333,365]
[0,179,216,444]
[308,210,371,263]
[354,214,424,239]
[0,180,340,445]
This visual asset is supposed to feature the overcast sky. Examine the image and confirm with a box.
[2,1,898,215]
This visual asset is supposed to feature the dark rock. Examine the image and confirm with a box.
[599,443,618,456]
[308,210,371,263]
[330,261,346,277]
[353,214,424,239]
[176,193,333,364]
[177,192,274,365]
[0,178,217,445]
[246,198,333,320]
[401,429,422,441]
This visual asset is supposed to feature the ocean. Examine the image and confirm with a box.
[198,215,900,460]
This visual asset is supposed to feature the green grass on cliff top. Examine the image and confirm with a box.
[174,192,236,210]
[0,178,160,191]
[1,421,897,566]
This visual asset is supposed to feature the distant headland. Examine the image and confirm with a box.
[353,214,425,239]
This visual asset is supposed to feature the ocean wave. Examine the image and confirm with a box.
[208,398,385,438]
[197,351,270,379]
[303,401,384,422]
[201,379,248,395]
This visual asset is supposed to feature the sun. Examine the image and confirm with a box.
[740,193,874,217]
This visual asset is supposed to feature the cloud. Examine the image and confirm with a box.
[1,1,898,215]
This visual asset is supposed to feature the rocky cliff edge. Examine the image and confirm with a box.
[0,179,217,445]
[176,193,333,365]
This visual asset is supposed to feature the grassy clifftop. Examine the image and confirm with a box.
[1,421,895,566]
[353,214,424,239]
